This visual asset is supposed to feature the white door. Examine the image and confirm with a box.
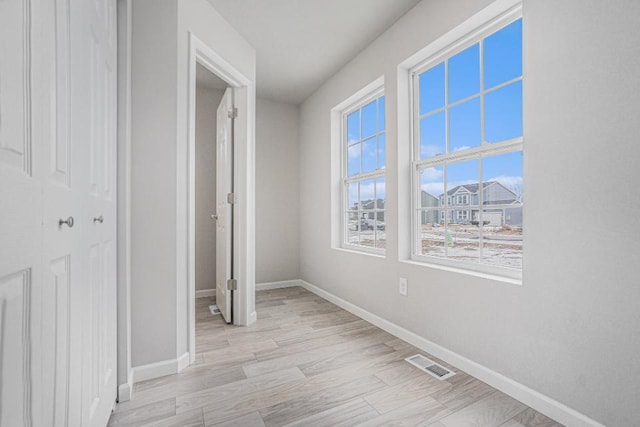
[216,88,234,323]
[0,1,42,425]
[71,1,118,426]
[0,0,117,426]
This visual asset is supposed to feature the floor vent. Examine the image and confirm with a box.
[405,354,456,380]
[209,305,221,315]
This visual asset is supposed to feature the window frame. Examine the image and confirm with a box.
[409,6,523,280]
[341,87,386,255]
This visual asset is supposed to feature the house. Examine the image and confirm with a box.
[1,1,638,426]
[437,181,523,226]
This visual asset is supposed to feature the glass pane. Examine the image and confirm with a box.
[484,19,522,89]
[378,96,385,132]
[449,97,481,152]
[347,110,360,143]
[360,179,375,210]
[481,207,523,269]
[448,43,480,103]
[419,166,444,206]
[485,80,523,142]
[419,62,445,115]
[347,182,359,210]
[375,217,386,249]
[347,143,361,176]
[362,100,377,139]
[420,112,445,159]
[377,134,386,169]
[375,177,386,210]
[346,212,360,246]
[359,210,375,247]
[362,137,377,173]
[420,209,446,258]
[483,151,523,204]
[446,213,480,263]
[446,159,479,204]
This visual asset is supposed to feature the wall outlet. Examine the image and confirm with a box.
[399,278,408,296]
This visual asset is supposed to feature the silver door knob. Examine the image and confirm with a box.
[59,216,75,228]
[211,214,218,220]
[93,215,104,224]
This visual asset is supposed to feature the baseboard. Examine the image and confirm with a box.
[196,289,215,298]
[255,279,302,291]
[117,371,134,402]
[298,279,604,427]
[131,352,191,384]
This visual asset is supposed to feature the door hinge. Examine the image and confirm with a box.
[227,192,237,204]
[227,279,237,291]
[228,107,238,119]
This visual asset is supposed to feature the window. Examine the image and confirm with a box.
[412,12,523,276]
[343,91,386,253]
[456,210,469,221]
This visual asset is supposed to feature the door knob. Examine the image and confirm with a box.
[93,215,104,224]
[211,214,218,220]
[59,216,75,228]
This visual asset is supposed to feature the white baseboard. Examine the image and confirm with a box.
[298,279,604,427]
[131,352,191,384]
[117,371,134,402]
[196,289,215,298]
[255,279,302,291]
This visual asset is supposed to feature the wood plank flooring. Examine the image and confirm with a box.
[108,287,563,427]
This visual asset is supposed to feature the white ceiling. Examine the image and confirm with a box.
[206,0,422,105]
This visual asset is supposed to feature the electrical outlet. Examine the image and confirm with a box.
[399,278,408,296]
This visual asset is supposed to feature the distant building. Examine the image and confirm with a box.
[420,181,522,227]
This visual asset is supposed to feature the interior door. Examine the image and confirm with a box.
[216,88,234,323]
[71,0,119,425]
[0,1,41,425]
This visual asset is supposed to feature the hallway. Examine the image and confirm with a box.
[108,288,560,426]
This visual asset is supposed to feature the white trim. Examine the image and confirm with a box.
[185,32,256,366]
[195,289,215,299]
[255,280,302,291]
[117,371,133,403]
[131,352,190,384]
[298,279,605,427]
[116,0,133,405]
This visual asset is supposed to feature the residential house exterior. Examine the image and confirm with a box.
[422,181,522,227]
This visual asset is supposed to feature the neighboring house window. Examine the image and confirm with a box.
[413,11,523,275]
[343,90,386,252]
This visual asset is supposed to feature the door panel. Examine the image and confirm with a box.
[0,270,32,427]
[216,88,234,323]
[0,0,31,173]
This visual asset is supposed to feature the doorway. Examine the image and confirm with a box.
[194,64,232,338]
[187,33,257,365]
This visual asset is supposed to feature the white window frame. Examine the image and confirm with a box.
[408,4,523,280]
[331,78,386,256]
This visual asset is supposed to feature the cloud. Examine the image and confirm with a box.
[421,167,443,181]
[421,144,444,158]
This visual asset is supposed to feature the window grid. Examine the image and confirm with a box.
[411,14,523,276]
[342,92,386,253]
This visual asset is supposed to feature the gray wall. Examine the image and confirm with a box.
[298,1,640,425]
[195,86,224,291]
[255,98,300,283]
[130,0,255,366]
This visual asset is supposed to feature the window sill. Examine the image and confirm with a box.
[400,258,522,286]
[333,246,386,259]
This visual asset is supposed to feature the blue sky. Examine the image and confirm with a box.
[420,18,523,200]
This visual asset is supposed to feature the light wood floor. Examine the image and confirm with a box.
[108,287,563,427]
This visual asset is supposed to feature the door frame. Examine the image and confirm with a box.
[186,33,256,363]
